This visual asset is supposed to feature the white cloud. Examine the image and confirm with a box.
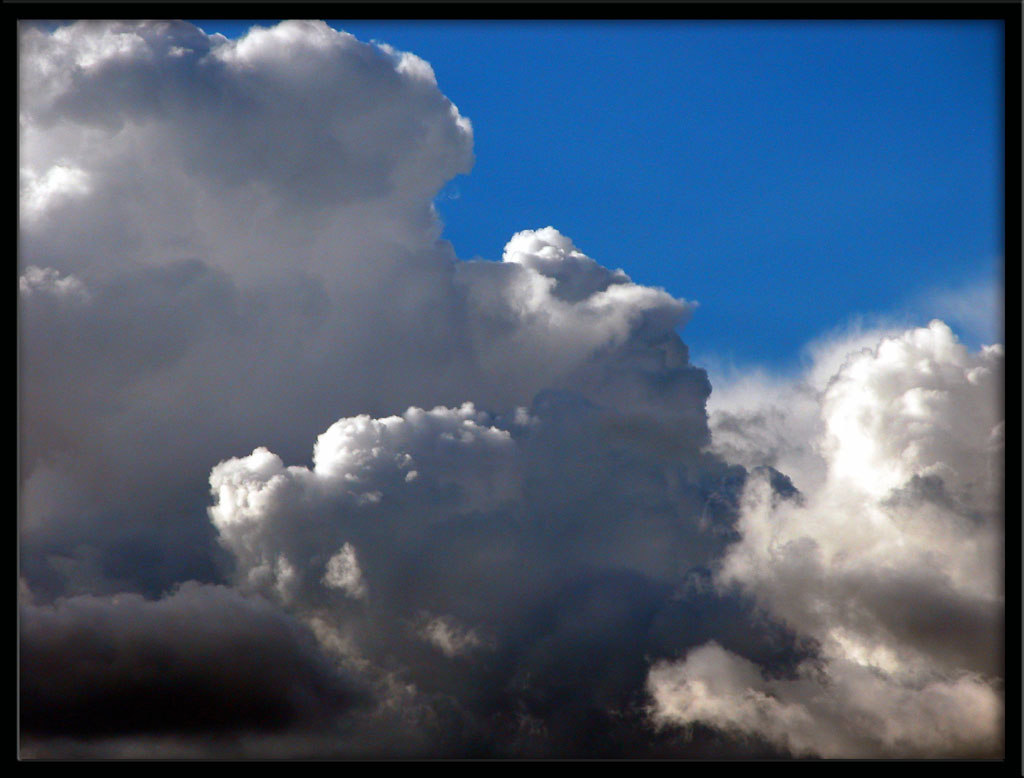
[651,321,1004,757]
[20,165,91,219]
[17,19,483,601]
[19,21,703,596]
[19,19,474,283]
[19,266,90,301]
[208,403,523,605]
[416,614,491,658]
[648,642,1002,758]
[323,544,367,599]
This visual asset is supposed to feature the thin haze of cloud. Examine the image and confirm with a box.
[911,274,1004,348]
[18,20,1004,759]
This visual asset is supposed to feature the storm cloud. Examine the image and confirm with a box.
[19,583,368,744]
[19,20,1003,758]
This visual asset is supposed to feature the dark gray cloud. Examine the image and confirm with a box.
[19,20,1003,758]
[19,583,368,742]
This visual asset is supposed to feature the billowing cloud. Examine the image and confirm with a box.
[647,641,1001,758]
[650,321,1004,757]
[19,19,1002,759]
[201,391,779,756]
[19,19,702,609]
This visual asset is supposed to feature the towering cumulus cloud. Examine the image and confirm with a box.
[19,21,1002,758]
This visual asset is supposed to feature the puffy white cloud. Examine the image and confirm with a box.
[416,613,492,658]
[501,226,632,302]
[19,19,473,306]
[648,642,1002,758]
[208,403,522,606]
[20,164,91,219]
[650,322,1004,757]
[19,265,90,300]
[323,544,368,600]
[19,20,707,615]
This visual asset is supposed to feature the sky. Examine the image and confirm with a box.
[18,19,1005,759]
[195,19,1004,370]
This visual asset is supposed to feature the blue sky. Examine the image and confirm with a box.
[195,19,1003,371]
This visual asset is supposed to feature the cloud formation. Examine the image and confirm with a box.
[19,582,368,749]
[19,20,1003,759]
[650,321,1004,757]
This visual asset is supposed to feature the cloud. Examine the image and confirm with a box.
[20,20,473,229]
[912,275,1004,347]
[416,613,492,658]
[20,164,91,219]
[20,21,746,757]
[18,265,90,301]
[19,19,702,608]
[207,403,523,608]
[323,543,368,600]
[19,582,368,745]
[18,18,477,599]
[651,321,1004,757]
[200,390,787,756]
[19,20,1002,758]
[647,641,1002,758]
